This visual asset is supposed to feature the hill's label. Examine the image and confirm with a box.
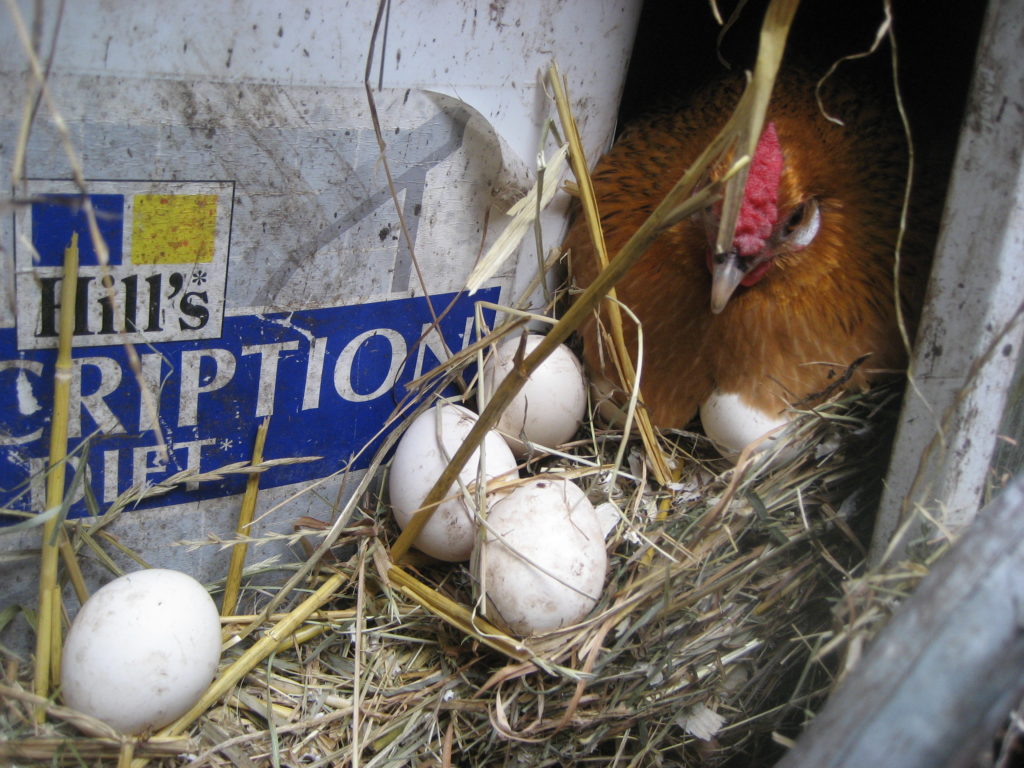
[16,181,233,350]
[1,85,504,520]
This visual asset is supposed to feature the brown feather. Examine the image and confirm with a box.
[566,70,932,428]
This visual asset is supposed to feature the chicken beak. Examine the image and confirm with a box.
[709,250,747,314]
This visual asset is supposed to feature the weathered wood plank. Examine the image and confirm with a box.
[776,475,1024,768]
[871,0,1024,566]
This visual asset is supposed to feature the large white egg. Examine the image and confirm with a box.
[389,403,519,562]
[479,477,606,636]
[61,568,222,734]
[481,334,587,457]
[700,390,790,461]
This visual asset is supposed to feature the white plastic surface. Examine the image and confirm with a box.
[0,0,641,629]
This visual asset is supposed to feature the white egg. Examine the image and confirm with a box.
[478,477,606,636]
[699,390,790,461]
[61,568,221,734]
[481,334,587,457]
[389,403,519,562]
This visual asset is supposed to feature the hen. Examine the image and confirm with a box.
[566,70,932,444]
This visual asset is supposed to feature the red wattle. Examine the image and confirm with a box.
[740,259,773,286]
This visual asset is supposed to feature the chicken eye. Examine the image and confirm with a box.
[781,199,821,249]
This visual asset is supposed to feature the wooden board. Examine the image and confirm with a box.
[777,475,1024,768]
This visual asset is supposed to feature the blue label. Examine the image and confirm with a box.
[32,194,126,267]
[0,288,497,519]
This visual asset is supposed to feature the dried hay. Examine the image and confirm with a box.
[1,378,914,767]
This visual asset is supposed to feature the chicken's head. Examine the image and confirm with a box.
[706,122,821,313]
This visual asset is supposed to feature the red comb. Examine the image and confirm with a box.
[733,123,783,256]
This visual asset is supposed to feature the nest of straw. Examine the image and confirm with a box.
[2,377,910,767]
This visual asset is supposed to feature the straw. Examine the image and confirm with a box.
[221,416,272,617]
[33,232,79,719]
[548,63,675,487]
[124,571,348,768]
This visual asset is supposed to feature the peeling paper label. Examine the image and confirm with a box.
[1,83,507,519]
[1,286,496,517]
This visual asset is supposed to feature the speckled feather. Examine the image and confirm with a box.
[566,70,932,428]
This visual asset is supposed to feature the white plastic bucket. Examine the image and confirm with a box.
[0,0,641,609]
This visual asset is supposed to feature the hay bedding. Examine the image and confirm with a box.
[2,377,908,767]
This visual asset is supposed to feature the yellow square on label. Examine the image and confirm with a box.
[132,194,218,264]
